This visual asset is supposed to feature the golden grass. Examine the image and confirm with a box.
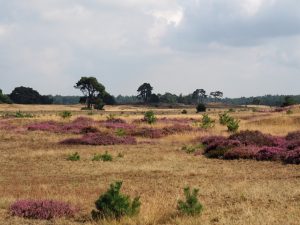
[0,105,299,225]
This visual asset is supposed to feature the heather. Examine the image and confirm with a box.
[200,130,300,164]
[61,133,137,145]
[10,200,77,220]
[28,117,95,134]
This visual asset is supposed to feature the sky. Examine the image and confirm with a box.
[0,0,300,97]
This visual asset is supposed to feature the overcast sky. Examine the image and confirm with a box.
[0,0,300,97]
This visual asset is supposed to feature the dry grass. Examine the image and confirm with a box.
[0,104,299,225]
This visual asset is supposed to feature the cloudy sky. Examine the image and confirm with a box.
[0,0,300,97]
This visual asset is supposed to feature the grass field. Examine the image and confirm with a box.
[0,104,299,225]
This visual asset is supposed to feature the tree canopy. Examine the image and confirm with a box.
[0,89,12,104]
[137,83,153,103]
[9,86,53,104]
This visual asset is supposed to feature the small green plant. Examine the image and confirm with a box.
[92,152,113,162]
[181,109,188,114]
[91,181,141,220]
[115,128,126,137]
[106,114,116,120]
[228,108,235,113]
[67,152,80,161]
[181,144,203,154]
[60,111,72,119]
[177,186,203,216]
[286,109,293,115]
[227,118,240,133]
[196,103,206,113]
[144,111,156,124]
[14,111,33,118]
[200,114,215,129]
[219,112,232,125]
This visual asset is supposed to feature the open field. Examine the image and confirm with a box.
[0,104,299,225]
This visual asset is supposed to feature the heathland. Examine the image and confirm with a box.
[0,104,299,225]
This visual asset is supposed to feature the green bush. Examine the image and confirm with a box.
[201,114,215,129]
[181,144,203,154]
[91,181,141,220]
[14,111,34,118]
[92,152,113,162]
[60,111,72,119]
[177,186,203,216]
[67,152,80,161]
[144,111,156,124]
[219,112,232,125]
[115,128,126,137]
[227,118,240,133]
[196,103,206,113]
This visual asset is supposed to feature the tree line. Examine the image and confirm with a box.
[0,77,299,108]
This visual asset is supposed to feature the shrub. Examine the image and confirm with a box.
[177,186,203,216]
[10,200,77,220]
[196,103,206,113]
[14,111,33,118]
[286,109,293,115]
[91,181,141,220]
[255,147,285,161]
[181,109,188,114]
[227,118,240,133]
[282,148,300,164]
[80,126,99,134]
[200,114,215,129]
[286,131,300,141]
[60,111,72,119]
[67,152,80,161]
[115,128,126,137]
[229,130,278,147]
[144,111,156,124]
[224,146,260,160]
[219,112,232,125]
[61,133,137,146]
[92,152,113,162]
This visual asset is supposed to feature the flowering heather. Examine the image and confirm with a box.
[161,124,194,135]
[10,200,77,220]
[255,147,285,161]
[102,122,136,130]
[229,130,278,147]
[27,121,61,132]
[224,146,260,160]
[105,118,126,124]
[61,133,137,145]
[201,136,227,146]
[282,148,300,164]
[286,131,300,141]
[28,117,96,134]
[130,127,164,139]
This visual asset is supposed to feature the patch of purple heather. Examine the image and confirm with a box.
[10,200,78,220]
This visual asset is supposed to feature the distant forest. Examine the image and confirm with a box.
[49,94,300,107]
[1,79,299,107]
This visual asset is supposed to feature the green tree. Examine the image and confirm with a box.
[210,91,223,102]
[192,89,207,104]
[9,86,53,104]
[137,83,153,103]
[74,77,106,109]
[0,89,12,104]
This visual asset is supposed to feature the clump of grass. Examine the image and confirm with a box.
[177,186,203,216]
[144,111,156,124]
[117,153,124,158]
[92,152,113,162]
[115,128,126,137]
[181,144,203,154]
[60,111,72,119]
[91,181,141,220]
[286,109,293,115]
[67,152,80,161]
[181,109,188,114]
